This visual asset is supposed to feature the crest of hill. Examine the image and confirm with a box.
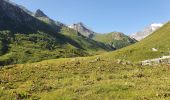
[104,22,170,62]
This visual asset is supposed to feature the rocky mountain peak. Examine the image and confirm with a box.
[34,9,48,17]
[68,22,96,38]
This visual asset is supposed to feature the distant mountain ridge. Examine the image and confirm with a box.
[68,22,137,49]
[131,23,164,41]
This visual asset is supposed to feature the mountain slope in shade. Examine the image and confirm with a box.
[131,23,164,41]
[0,0,60,34]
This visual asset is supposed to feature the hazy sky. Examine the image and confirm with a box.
[12,0,170,35]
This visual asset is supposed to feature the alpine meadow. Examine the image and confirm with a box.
[0,0,170,100]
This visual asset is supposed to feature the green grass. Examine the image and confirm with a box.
[0,57,170,99]
[1,22,170,99]
[0,30,91,65]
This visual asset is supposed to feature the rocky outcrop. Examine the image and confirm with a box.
[68,22,96,38]
[141,56,170,66]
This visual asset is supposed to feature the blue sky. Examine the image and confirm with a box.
[12,0,170,35]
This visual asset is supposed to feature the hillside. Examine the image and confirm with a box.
[0,55,170,99]
[0,0,113,65]
[93,32,137,49]
[105,22,170,62]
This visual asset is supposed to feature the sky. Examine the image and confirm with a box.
[12,0,170,35]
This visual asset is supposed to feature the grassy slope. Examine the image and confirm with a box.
[0,57,170,99]
[0,22,170,99]
[93,32,137,49]
[104,22,170,62]
[0,30,90,65]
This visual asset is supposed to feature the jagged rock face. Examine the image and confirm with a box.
[34,9,48,17]
[131,23,163,41]
[68,22,96,38]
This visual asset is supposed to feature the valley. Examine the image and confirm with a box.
[0,0,170,99]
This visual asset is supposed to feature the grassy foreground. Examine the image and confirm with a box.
[0,56,170,100]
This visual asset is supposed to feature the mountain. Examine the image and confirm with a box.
[0,0,113,65]
[131,23,164,41]
[68,22,137,49]
[33,10,114,51]
[106,22,170,62]
[93,32,137,49]
[68,22,96,38]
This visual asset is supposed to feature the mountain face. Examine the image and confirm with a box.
[131,23,164,41]
[68,22,96,38]
[68,22,137,49]
[0,0,114,65]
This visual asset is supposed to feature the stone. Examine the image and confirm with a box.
[152,48,158,52]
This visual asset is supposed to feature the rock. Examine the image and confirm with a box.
[141,55,170,65]
[152,48,158,52]
[68,22,95,38]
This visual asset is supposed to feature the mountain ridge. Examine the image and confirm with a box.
[68,22,137,49]
[131,23,164,41]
